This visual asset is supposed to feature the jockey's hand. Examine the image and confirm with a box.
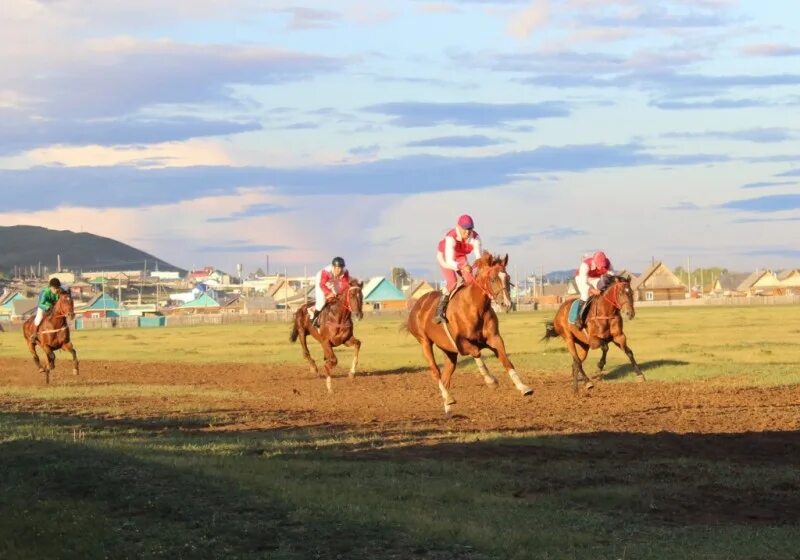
[589,287,601,296]
[325,293,336,302]
[459,264,475,285]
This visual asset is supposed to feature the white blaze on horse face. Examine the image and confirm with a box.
[498,271,511,308]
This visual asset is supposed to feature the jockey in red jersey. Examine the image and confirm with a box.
[309,256,350,328]
[434,214,482,324]
[574,251,614,329]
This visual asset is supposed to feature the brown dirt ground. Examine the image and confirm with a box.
[2,357,798,437]
[4,357,800,526]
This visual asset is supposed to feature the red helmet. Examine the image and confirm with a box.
[592,251,609,269]
[457,214,474,230]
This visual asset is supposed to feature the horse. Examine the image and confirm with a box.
[22,290,78,384]
[406,252,533,415]
[289,278,364,393]
[542,275,645,393]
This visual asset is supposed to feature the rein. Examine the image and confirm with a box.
[590,282,627,322]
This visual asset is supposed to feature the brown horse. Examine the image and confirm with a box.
[406,252,533,414]
[22,290,78,383]
[290,278,364,393]
[542,276,645,392]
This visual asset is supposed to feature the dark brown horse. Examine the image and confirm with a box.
[407,252,533,414]
[22,290,78,383]
[542,276,644,392]
[290,278,364,392]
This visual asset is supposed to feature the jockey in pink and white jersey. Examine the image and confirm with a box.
[308,256,350,327]
[434,214,482,324]
[574,251,614,328]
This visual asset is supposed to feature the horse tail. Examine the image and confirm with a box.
[541,321,559,343]
[289,321,300,343]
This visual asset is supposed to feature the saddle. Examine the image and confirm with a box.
[568,297,593,325]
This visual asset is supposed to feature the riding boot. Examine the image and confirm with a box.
[574,301,586,330]
[433,293,450,324]
[311,309,322,328]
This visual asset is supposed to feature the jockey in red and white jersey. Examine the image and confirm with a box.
[574,251,614,328]
[434,214,482,324]
[309,256,350,327]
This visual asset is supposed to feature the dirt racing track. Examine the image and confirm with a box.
[2,357,798,437]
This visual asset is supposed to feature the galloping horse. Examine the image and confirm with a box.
[407,252,533,414]
[542,276,645,392]
[290,278,364,392]
[22,290,78,383]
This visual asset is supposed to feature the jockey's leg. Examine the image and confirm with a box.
[30,308,45,343]
[434,267,459,324]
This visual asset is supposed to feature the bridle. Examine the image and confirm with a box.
[474,264,510,304]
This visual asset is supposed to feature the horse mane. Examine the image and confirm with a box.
[349,277,363,288]
[474,251,508,272]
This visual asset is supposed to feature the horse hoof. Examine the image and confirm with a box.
[73,369,79,376]
[521,387,534,397]
[584,381,594,390]
[325,378,333,393]
[348,370,356,379]
[636,374,646,383]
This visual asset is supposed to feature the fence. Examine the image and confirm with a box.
[1,296,798,333]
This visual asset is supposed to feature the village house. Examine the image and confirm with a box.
[631,261,688,301]
[777,269,800,295]
[363,276,407,311]
[737,270,781,296]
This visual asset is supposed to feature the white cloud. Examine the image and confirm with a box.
[507,0,551,38]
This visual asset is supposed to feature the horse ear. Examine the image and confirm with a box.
[502,254,509,267]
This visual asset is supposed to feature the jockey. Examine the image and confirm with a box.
[434,214,482,324]
[309,256,350,327]
[574,251,614,329]
[30,277,62,343]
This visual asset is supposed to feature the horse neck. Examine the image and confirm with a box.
[331,297,351,320]
[465,281,492,310]
[597,285,621,313]
[49,305,68,327]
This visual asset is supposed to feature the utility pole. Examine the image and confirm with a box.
[57,254,61,273]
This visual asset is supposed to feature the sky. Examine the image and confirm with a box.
[1,0,799,279]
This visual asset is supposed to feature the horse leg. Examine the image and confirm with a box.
[566,338,593,392]
[596,341,609,379]
[63,342,80,376]
[613,334,645,382]
[343,336,361,379]
[420,338,454,414]
[27,339,48,379]
[462,341,497,388]
[484,334,533,396]
[46,347,57,371]
[298,328,319,375]
[322,341,338,393]
[440,349,459,415]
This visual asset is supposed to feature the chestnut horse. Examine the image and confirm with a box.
[407,252,533,414]
[290,278,364,392]
[22,290,78,384]
[542,276,644,392]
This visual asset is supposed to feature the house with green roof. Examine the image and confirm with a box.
[174,293,221,314]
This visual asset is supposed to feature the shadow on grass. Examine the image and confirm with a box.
[3,411,800,559]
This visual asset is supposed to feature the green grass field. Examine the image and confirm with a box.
[1,305,800,559]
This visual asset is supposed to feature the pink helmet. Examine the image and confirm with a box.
[457,214,474,230]
[592,251,609,269]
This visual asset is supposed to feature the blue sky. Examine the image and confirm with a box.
[1,0,799,278]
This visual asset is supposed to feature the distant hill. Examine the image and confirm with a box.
[0,226,184,275]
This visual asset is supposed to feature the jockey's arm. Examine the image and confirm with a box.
[319,269,333,297]
[576,262,592,291]
[469,235,482,263]
[340,270,351,292]
[443,236,459,271]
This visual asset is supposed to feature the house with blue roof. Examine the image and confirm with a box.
[363,276,407,311]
